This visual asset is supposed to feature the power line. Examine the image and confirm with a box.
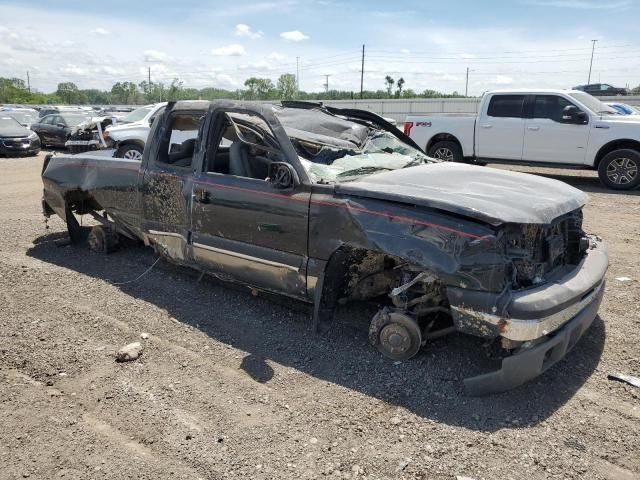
[369,42,638,56]
[360,44,365,99]
[323,74,331,92]
[587,39,598,84]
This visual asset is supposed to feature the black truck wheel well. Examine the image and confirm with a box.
[64,190,102,215]
[426,133,462,154]
[594,139,640,168]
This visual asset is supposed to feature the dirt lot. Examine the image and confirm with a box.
[1,152,639,480]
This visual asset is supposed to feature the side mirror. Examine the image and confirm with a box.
[56,123,66,128]
[562,105,587,124]
[268,162,297,190]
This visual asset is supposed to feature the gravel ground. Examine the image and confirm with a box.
[0,152,639,480]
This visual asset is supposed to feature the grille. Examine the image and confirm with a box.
[2,138,30,147]
[508,210,584,288]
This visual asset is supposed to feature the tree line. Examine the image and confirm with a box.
[0,74,467,105]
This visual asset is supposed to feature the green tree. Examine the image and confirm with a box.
[243,77,275,100]
[166,78,183,101]
[56,82,81,104]
[110,81,138,104]
[277,73,297,100]
[384,76,395,97]
[395,77,405,98]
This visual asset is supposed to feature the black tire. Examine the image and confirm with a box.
[369,309,422,361]
[116,144,144,161]
[427,140,463,162]
[88,225,119,254]
[597,149,640,190]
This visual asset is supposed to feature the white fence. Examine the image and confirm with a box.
[319,95,640,123]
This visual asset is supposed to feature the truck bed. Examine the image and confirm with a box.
[42,152,143,236]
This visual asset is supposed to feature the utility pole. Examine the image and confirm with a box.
[465,67,469,97]
[296,56,300,92]
[323,74,331,92]
[360,44,365,99]
[148,65,151,85]
[26,71,31,94]
[587,39,598,84]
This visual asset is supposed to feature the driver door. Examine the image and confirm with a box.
[522,94,590,165]
[190,108,310,299]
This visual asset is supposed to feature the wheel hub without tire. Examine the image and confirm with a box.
[379,324,412,356]
[369,310,422,361]
[607,158,637,185]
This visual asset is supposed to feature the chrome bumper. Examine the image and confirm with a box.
[448,237,608,342]
[464,281,604,395]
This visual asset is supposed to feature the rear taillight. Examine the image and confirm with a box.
[403,121,413,136]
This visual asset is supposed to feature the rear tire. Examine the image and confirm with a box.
[597,149,640,190]
[88,225,119,254]
[116,144,144,161]
[428,141,463,163]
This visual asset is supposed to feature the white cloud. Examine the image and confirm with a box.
[143,49,168,62]
[268,52,286,61]
[280,30,309,42]
[93,65,123,75]
[494,75,514,85]
[91,28,110,36]
[60,64,87,76]
[235,24,263,39]
[211,43,246,56]
[400,49,410,54]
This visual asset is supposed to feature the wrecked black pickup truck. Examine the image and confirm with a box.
[41,100,608,395]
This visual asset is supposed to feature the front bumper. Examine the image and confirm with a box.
[447,237,608,395]
[0,137,40,154]
[464,282,604,395]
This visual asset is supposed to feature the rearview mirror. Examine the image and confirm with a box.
[267,162,297,190]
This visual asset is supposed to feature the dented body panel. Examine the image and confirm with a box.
[41,100,608,394]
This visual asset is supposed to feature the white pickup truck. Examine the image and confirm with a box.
[404,89,640,190]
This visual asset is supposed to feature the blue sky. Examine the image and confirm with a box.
[0,0,638,94]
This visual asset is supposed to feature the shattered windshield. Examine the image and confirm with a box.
[274,106,434,184]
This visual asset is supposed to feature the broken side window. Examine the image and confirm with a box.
[157,112,203,168]
[206,111,285,181]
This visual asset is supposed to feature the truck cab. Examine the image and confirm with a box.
[406,89,640,190]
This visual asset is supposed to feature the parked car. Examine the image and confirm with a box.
[41,100,608,395]
[65,115,119,153]
[104,103,166,160]
[2,108,39,127]
[30,112,91,147]
[0,115,40,156]
[605,102,640,116]
[573,83,630,96]
[38,106,88,118]
[404,89,640,190]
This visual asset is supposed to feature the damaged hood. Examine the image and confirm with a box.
[335,163,586,226]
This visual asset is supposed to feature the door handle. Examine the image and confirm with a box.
[480,124,492,129]
[527,126,540,131]
[193,189,211,204]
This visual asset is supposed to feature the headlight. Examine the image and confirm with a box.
[28,131,38,139]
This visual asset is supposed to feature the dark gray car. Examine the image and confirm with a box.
[0,116,41,156]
